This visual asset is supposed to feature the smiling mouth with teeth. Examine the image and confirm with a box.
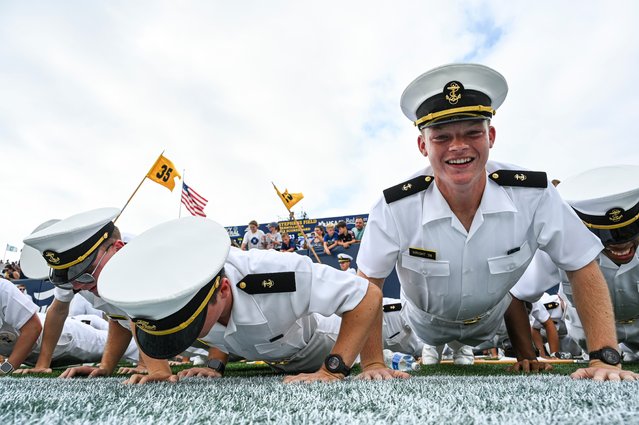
[603,242,637,264]
[446,158,473,165]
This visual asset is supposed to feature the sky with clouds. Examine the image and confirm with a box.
[2,1,638,261]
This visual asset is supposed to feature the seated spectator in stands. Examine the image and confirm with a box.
[264,222,282,250]
[337,253,356,274]
[280,232,296,252]
[323,223,339,255]
[296,233,309,250]
[240,220,265,251]
[352,217,366,242]
[309,226,325,251]
[3,264,20,280]
[336,221,356,249]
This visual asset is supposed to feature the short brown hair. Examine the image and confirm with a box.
[249,220,258,227]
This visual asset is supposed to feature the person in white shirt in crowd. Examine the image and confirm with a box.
[512,165,639,366]
[264,222,283,250]
[356,63,635,381]
[240,220,266,251]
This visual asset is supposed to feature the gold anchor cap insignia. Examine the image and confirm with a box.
[262,279,274,288]
[43,251,61,265]
[135,320,157,332]
[444,81,463,105]
[402,183,412,191]
[514,173,527,181]
[607,208,624,223]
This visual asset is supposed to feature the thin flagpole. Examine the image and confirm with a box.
[178,169,186,218]
[114,150,164,224]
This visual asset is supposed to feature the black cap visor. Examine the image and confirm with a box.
[135,309,207,359]
[49,250,99,286]
[589,221,639,246]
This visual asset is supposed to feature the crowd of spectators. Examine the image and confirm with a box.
[237,218,366,262]
[2,261,24,280]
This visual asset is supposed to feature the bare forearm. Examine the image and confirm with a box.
[207,347,229,363]
[356,272,385,368]
[531,328,547,357]
[567,261,618,351]
[504,296,536,360]
[329,283,382,368]
[99,321,133,373]
[8,315,42,368]
[544,322,560,354]
[35,300,69,369]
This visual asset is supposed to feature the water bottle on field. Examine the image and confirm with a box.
[383,349,421,372]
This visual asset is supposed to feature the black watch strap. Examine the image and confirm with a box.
[588,346,621,365]
[324,354,351,377]
[205,358,226,374]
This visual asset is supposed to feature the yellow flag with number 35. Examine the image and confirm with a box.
[146,154,181,191]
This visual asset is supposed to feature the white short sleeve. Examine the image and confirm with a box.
[357,196,402,279]
[0,279,38,330]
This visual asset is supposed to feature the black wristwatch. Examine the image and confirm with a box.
[588,347,621,366]
[324,354,351,377]
[205,358,226,375]
[0,360,14,374]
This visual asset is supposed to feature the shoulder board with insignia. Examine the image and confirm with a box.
[544,301,559,310]
[106,314,128,321]
[383,303,402,312]
[237,272,296,295]
[383,175,434,204]
[489,170,547,188]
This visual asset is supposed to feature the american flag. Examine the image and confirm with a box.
[181,182,208,217]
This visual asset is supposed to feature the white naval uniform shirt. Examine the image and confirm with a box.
[529,300,552,329]
[199,248,368,362]
[357,161,602,344]
[0,278,38,357]
[54,287,132,330]
[382,297,424,358]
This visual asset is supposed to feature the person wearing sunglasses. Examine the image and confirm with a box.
[513,165,639,369]
[15,209,167,380]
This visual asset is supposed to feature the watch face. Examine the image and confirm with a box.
[0,361,13,374]
[327,356,340,370]
[602,348,621,365]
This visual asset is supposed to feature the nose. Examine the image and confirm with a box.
[448,135,469,151]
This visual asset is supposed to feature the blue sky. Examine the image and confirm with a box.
[2,1,639,260]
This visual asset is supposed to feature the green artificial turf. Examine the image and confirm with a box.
[2,362,639,424]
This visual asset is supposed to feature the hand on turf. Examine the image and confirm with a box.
[507,359,553,373]
[571,360,639,381]
[177,367,223,379]
[355,363,410,381]
[59,366,109,379]
[123,371,178,385]
[282,368,343,384]
[117,366,148,375]
[12,367,53,375]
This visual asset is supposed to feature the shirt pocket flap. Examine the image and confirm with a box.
[487,241,532,275]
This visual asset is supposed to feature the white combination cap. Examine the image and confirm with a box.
[401,63,508,129]
[99,216,231,359]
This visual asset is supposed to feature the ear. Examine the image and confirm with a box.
[488,125,496,149]
[417,134,428,157]
[113,239,126,251]
[218,277,232,301]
